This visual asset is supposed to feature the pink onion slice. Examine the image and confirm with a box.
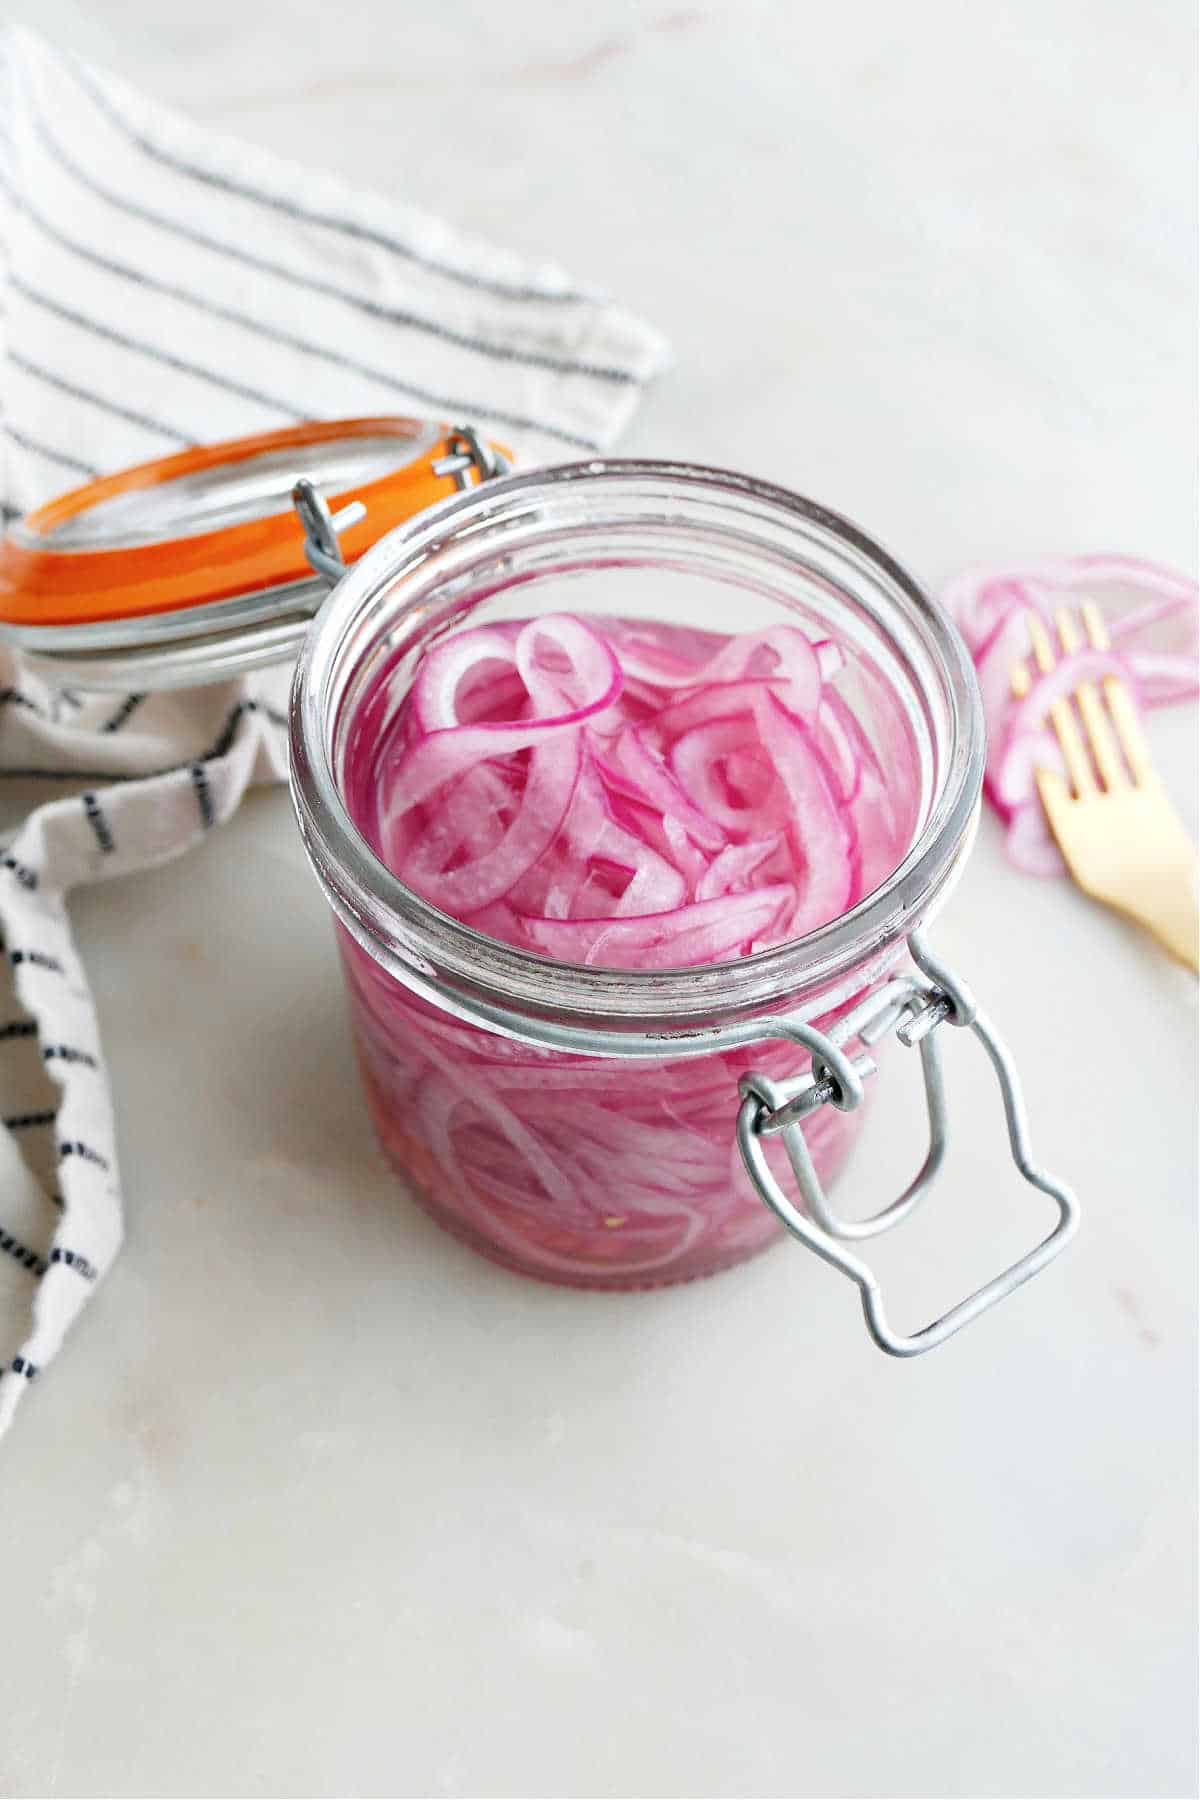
[367,611,916,965]
[518,886,795,969]
[815,691,866,804]
[949,556,1198,874]
[411,625,521,732]
[754,691,857,929]
[385,614,622,816]
[669,717,785,836]
[613,725,727,851]
[401,736,583,915]
[814,638,846,682]
[695,835,785,900]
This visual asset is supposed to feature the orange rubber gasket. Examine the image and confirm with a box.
[0,417,504,629]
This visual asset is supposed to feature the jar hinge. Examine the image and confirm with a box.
[292,425,512,585]
[735,930,1079,1357]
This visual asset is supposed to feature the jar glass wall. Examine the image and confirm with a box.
[291,463,984,1288]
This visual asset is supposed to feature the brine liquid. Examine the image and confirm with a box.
[339,615,919,1288]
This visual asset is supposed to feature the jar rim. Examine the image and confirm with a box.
[290,458,985,1040]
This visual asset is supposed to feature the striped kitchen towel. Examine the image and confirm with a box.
[0,24,668,1440]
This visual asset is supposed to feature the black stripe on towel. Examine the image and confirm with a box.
[23,96,634,384]
[101,693,147,734]
[0,686,45,716]
[58,1140,110,1171]
[43,1045,98,1069]
[8,349,192,446]
[9,276,302,421]
[189,762,214,829]
[7,950,64,974]
[49,1247,97,1280]
[1,1231,47,1277]
[82,792,115,853]
[2,854,38,890]
[9,240,601,452]
[66,49,594,307]
[3,419,98,478]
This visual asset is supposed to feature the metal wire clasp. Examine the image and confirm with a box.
[292,424,512,585]
[735,931,1079,1357]
[431,425,512,491]
[291,478,366,585]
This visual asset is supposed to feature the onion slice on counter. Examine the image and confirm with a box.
[947,556,1199,874]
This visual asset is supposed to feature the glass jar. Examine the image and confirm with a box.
[290,460,1077,1354]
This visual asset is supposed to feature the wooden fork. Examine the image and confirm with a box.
[1011,603,1199,971]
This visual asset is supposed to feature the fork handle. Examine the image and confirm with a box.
[1135,861,1199,972]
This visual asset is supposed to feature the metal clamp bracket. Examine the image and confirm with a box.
[291,478,366,586]
[292,424,512,587]
[431,425,512,492]
[735,931,1079,1357]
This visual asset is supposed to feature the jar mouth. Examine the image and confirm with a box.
[290,460,985,1039]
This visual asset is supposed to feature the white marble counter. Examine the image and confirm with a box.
[4,2,1197,1795]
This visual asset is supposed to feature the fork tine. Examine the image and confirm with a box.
[1055,609,1083,655]
[1079,601,1110,652]
[1026,612,1097,797]
[1102,677,1153,786]
[1026,611,1057,676]
[1058,608,1125,790]
[1080,601,1153,785]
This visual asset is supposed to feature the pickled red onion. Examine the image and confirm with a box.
[366,614,911,967]
[947,556,1199,874]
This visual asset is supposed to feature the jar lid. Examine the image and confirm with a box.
[0,416,509,690]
